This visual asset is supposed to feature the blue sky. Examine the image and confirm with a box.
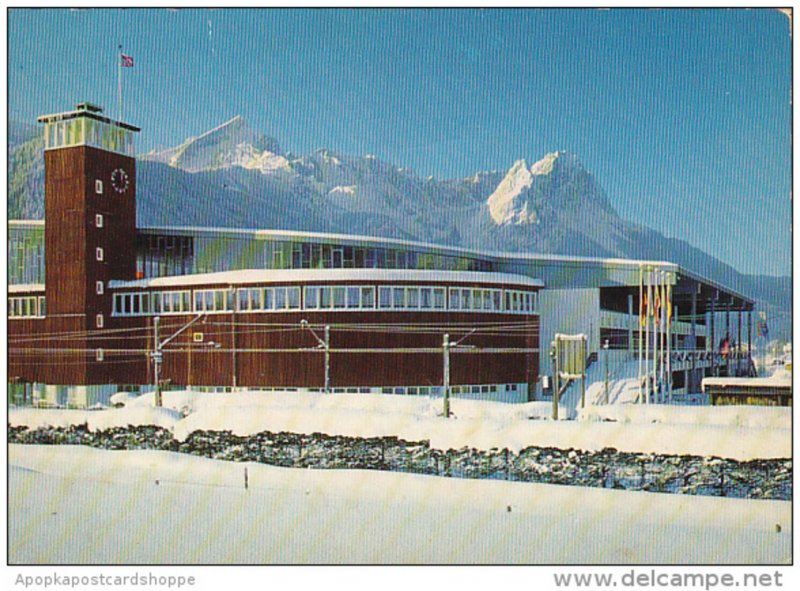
[7,8,792,276]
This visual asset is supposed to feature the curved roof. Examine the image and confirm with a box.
[109,268,544,290]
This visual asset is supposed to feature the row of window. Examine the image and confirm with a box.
[449,288,536,313]
[43,117,135,156]
[134,234,497,280]
[8,296,46,318]
[112,284,539,317]
[375,286,447,310]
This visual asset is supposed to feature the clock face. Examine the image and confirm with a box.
[110,168,130,194]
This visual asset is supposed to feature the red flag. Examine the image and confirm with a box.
[720,337,731,358]
[121,54,134,68]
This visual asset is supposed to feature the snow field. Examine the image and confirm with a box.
[8,445,791,564]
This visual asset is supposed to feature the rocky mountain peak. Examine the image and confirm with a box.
[141,115,286,174]
[486,152,609,226]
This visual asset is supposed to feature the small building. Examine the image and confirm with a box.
[702,374,792,406]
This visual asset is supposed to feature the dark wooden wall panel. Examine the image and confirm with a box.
[10,309,539,390]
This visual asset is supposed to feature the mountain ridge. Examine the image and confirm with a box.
[7,116,790,339]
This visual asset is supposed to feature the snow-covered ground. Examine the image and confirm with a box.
[9,389,791,460]
[8,445,791,564]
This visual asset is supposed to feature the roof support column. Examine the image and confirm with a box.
[726,301,731,377]
[747,310,752,375]
[737,307,742,377]
[628,292,634,358]
[666,279,672,403]
[690,289,697,393]
[710,297,716,378]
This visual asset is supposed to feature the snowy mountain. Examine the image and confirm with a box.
[7,117,791,339]
[142,115,290,174]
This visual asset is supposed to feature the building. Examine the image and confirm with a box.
[702,375,792,406]
[7,104,755,408]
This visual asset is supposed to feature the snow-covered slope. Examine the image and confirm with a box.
[487,159,536,224]
[141,115,289,174]
[9,445,791,564]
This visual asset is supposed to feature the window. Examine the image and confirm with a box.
[194,289,233,313]
[305,286,320,310]
[462,288,471,310]
[7,296,46,318]
[407,287,419,309]
[433,288,445,309]
[96,314,104,328]
[320,287,331,309]
[95,180,103,194]
[96,349,104,362]
[378,287,391,309]
[96,281,104,295]
[473,289,483,310]
[450,288,460,310]
[249,288,262,310]
[264,288,274,310]
[333,287,346,308]
[275,287,287,309]
[287,287,300,309]
[347,286,360,308]
[96,247,104,261]
[393,287,405,309]
[361,286,375,308]
[420,288,432,309]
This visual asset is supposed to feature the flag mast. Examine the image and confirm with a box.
[118,44,123,121]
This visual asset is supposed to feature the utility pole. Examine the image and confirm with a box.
[153,317,162,407]
[443,333,451,417]
[231,288,237,390]
[324,324,331,394]
[551,342,559,420]
[604,339,610,405]
[580,335,586,409]
[301,320,331,393]
[151,314,205,408]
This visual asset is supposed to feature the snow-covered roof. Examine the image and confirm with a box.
[109,268,544,290]
[8,283,45,294]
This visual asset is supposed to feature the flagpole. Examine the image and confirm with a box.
[118,44,123,121]
[667,276,672,403]
[660,272,665,402]
[638,265,643,404]
[645,268,651,404]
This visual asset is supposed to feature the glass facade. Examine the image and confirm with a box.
[43,115,135,156]
[135,230,495,279]
[8,224,44,285]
